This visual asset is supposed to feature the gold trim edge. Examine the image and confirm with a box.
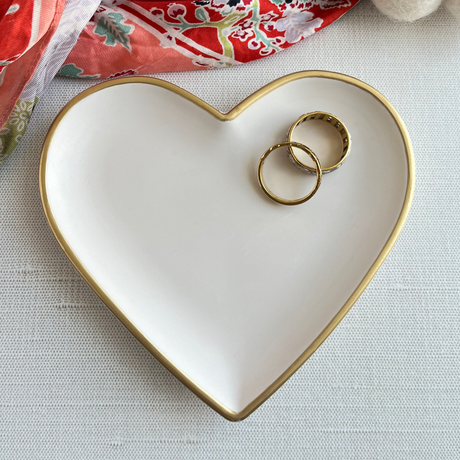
[39,70,415,422]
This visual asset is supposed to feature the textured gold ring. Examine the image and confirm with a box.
[286,111,351,174]
[257,141,322,206]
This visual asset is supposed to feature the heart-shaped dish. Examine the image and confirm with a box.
[40,71,414,421]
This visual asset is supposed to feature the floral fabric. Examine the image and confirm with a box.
[0,0,64,141]
[62,0,359,77]
[0,0,358,164]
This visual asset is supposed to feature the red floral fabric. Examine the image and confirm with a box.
[0,0,64,133]
[60,0,359,78]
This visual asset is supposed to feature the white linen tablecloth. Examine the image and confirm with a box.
[1,1,459,458]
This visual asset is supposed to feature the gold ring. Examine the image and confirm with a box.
[286,111,351,174]
[257,141,322,206]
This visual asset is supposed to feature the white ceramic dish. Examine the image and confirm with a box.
[40,71,414,421]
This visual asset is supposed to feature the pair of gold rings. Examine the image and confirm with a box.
[257,111,351,206]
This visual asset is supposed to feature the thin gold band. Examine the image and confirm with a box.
[257,141,322,206]
[286,111,351,174]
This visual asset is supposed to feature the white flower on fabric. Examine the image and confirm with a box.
[9,99,33,133]
[275,10,323,44]
[260,11,278,22]
[168,4,187,19]
[248,39,261,50]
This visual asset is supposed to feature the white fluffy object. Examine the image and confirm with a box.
[371,0,443,21]
[444,0,460,18]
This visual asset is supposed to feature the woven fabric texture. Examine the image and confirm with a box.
[1,1,459,458]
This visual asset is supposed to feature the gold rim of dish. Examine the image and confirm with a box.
[39,71,415,422]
